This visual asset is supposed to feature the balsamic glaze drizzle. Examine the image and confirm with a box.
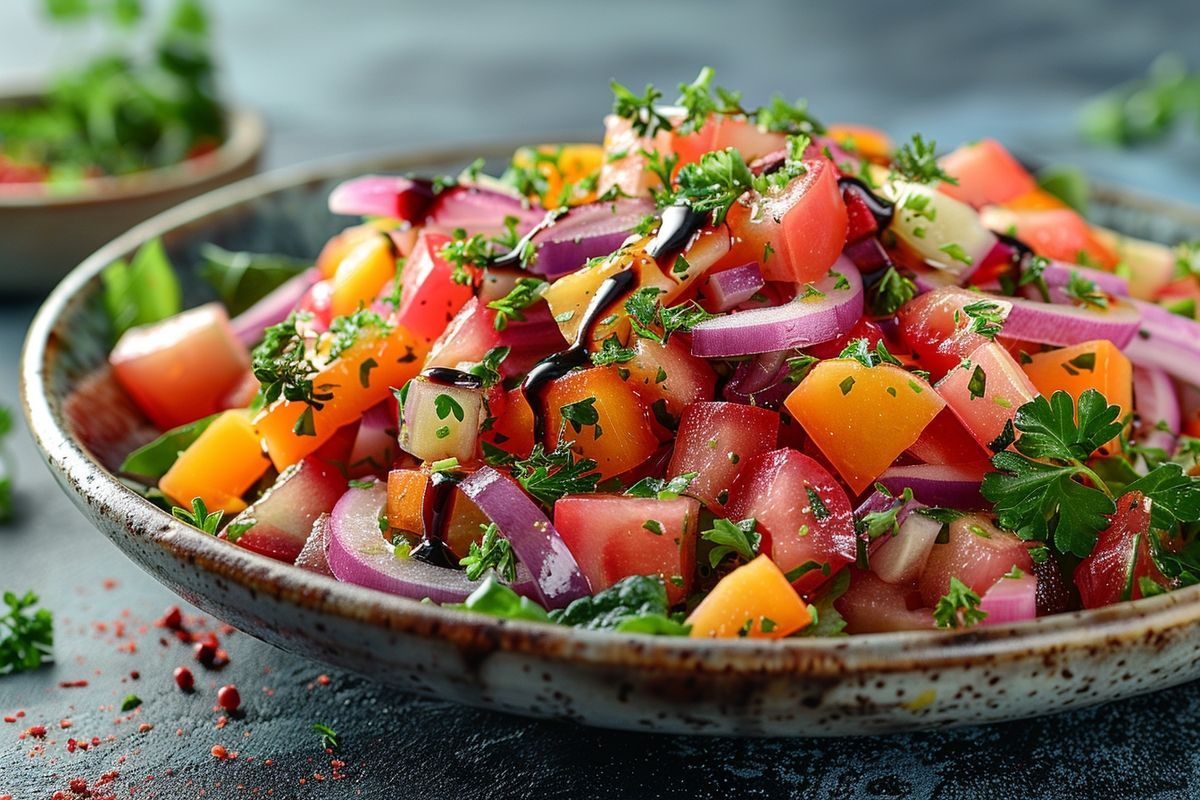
[490,207,565,267]
[521,268,639,444]
[410,470,461,568]
[420,366,484,390]
[837,176,895,231]
[645,204,708,261]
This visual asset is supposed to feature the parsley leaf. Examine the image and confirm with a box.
[701,517,761,569]
[590,335,637,367]
[459,523,517,582]
[624,472,697,500]
[312,722,339,751]
[487,277,548,331]
[857,487,914,539]
[510,441,601,508]
[1123,463,1200,530]
[0,590,54,674]
[838,338,902,368]
[670,148,754,224]
[754,94,826,136]
[933,577,986,628]
[450,575,551,623]
[438,228,492,285]
[1064,270,1109,309]
[959,299,1008,340]
[610,80,672,138]
[866,266,917,316]
[560,397,602,438]
[550,575,688,635]
[673,66,743,135]
[172,497,224,534]
[465,346,510,389]
[891,133,958,185]
[623,287,716,343]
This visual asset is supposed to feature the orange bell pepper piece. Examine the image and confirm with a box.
[1021,339,1132,454]
[541,366,658,478]
[685,554,812,639]
[330,233,396,318]
[160,410,270,514]
[784,360,945,494]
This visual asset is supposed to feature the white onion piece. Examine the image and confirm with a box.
[872,513,942,586]
[979,570,1038,626]
[690,256,863,358]
[886,181,997,274]
[399,378,483,464]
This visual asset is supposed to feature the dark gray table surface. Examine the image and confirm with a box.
[3,0,1200,796]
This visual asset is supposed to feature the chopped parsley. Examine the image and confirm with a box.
[251,312,332,425]
[674,66,744,135]
[891,133,958,185]
[754,94,826,135]
[867,266,917,316]
[0,590,54,675]
[959,299,1008,339]
[624,472,697,500]
[624,287,716,343]
[459,523,517,582]
[488,277,548,331]
[438,228,492,285]
[590,336,637,367]
[172,497,224,534]
[1064,270,1109,309]
[560,397,602,439]
[933,577,986,628]
[509,441,601,508]
[610,80,672,137]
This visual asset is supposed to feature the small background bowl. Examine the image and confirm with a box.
[20,145,1200,736]
[0,89,265,297]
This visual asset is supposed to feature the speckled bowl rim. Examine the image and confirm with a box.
[0,103,266,208]
[20,142,1200,680]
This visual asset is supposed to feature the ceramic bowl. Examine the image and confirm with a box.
[20,144,1200,736]
[0,93,265,297]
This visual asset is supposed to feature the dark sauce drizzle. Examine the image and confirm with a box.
[420,366,483,390]
[522,268,639,444]
[490,207,566,267]
[645,204,707,261]
[837,176,895,231]
[410,470,462,568]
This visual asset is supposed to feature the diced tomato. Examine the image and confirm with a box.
[110,303,250,430]
[598,115,674,199]
[805,318,886,360]
[725,448,856,594]
[666,402,780,509]
[622,336,717,420]
[159,410,271,515]
[835,570,933,634]
[1021,339,1132,454]
[1074,491,1170,609]
[481,388,535,460]
[424,297,502,371]
[298,279,335,331]
[389,231,476,344]
[936,341,1038,451]
[937,139,1036,208]
[220,370,260,411]
[907,407,988,465]
[542,367,658,477]
[842,184,880,243]
[722,158,848,284]
[330,233,397,318]
[896,286,1000,380]
[685,554,812,639]
[980,207,1120,270]
[672,116,786,170]
[784,360,945,494]
[231,458,348,563]
[254,322,427,471]
[918,515,1034,608]
[555,494,699,603]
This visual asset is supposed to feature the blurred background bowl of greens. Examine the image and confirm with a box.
[0,0,264,297]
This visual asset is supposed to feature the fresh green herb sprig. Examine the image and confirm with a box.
[701,517,761,569]
[624,287,716,343]
[0,590,54,674]
[891,134,958,185]
[488,278,548,331]
[0,407,14,523]
[674,67,744,135]
[610,81,672,138]
[312,722,339,751]
[506,441,601,508]
[172,497,224,534]
[866,266,917,316]
[933,577,987,628]
[1064,271,1109,310]
[460,523,516,582]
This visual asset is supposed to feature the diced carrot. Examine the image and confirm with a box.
[542,367,658,477]
[784,361,945,494]
[255,323,427,471]
[1021,340,1132,454]
[330,234,396,318]
[160,410,270,514]
[386,469,428,536]
[685,555,812,639]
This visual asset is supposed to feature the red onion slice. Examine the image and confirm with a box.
[877,462,990,510]
[528,199,654,278]
[1002,295,1141,349]
[458,467,590,609]
[707,262,765,312]
[690,256,863,358]
[229,268,319,347]
[328,175,437,222]
[722,350,792,408]
[978,571,1038,625]
[326,483,537,603]
[428,185,543,233]
[1123,298,1200,382]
